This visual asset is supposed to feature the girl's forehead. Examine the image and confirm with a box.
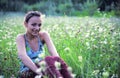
[29,16,42,23]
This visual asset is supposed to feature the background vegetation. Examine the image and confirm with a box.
[0,13,120,78]
[0,0,120,16]
[0,0,120,78]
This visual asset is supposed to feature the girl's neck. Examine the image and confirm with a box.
[25,32,38,41]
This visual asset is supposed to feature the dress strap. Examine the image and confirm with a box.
[38,36,43,51]
[24,34,29,46]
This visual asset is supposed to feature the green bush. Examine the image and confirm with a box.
[70,10,81,16]
[81,0,98,16]
[114,4,120,16]
[22,2,48,13]
[93,10,115,17]
[57,3,74,15]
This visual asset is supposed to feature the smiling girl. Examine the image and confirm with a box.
[16,11,73,78]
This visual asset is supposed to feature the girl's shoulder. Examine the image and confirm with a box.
[39,31,50,38]
[39,31,50,43]
[16,34,24,41]
[39,31,49,35]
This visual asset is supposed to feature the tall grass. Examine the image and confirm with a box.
[0,13,120,78]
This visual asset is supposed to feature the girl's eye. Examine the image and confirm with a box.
[31,23,36,26]
[38,23,42,27]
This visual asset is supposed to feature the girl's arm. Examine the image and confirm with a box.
[40,31,59,57]
[16,34,41,74]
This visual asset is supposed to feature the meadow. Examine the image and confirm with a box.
[0,13,120,78]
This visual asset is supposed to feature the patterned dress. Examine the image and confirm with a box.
[18,34,45,78]
[18,34,72,78]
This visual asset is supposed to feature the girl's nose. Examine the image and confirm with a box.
[36,26,40,31]
[36,26,40,30]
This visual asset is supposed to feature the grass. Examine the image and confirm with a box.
[0,13,120,78]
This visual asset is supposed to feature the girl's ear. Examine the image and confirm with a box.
[24,21,27,27]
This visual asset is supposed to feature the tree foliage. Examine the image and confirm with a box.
[0,0,120,16]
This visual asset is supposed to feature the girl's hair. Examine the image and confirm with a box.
[24,11,42,23]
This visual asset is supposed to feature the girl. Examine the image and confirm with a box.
[16,11,73,78]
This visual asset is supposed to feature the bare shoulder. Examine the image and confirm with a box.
[39,31,50,38]
[39,31,49,36]
[39,31,51,43]
[16,34,24,42]
[16,34,26,56]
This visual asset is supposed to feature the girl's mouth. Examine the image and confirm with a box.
[32,29,39,35]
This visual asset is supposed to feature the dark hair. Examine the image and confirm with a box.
[24,11,42,23]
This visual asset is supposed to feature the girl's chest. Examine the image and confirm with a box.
[29,41,39,51]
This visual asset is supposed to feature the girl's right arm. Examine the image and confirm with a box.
[16,34,41,74]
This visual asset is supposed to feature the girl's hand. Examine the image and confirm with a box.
[34,74,43,78]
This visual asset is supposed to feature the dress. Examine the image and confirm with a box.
[18,34,45,78]
[18,34,72,78]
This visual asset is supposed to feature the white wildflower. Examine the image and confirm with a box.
[0,52,3,55]
[34,75,42,78]
[67,66,72,73]
[92,70,99,76]
[54,61,61,70]
[35,58,40,64]
[10,74,15,78]
[0,75,4,78]
[64,47,70,52]
[102,71,109,77]
[103,39,107,44]
[38,53,45,58]
[85,33,89,38]
[86,42,90,47]
[99,27,103,33]
[38,61,46,72]
[78,56,82,62]
[71,73,76,78]
[36,68,42,74]
[38,61,46,67]
[111,74,118,78]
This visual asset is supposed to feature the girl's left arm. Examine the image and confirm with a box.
[40,31,59,57]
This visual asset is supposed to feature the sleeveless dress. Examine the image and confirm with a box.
[18,34,45,78]
[18,34,72,78]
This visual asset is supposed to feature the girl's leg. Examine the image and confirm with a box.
[45,56,63,78]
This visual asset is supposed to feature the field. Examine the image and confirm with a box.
[0,13,120,78]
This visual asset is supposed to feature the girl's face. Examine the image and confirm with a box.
[25,16,42,36]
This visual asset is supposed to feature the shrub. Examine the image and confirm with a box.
[81,0,98,16]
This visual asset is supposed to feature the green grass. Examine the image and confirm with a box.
[0,13,120,78]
